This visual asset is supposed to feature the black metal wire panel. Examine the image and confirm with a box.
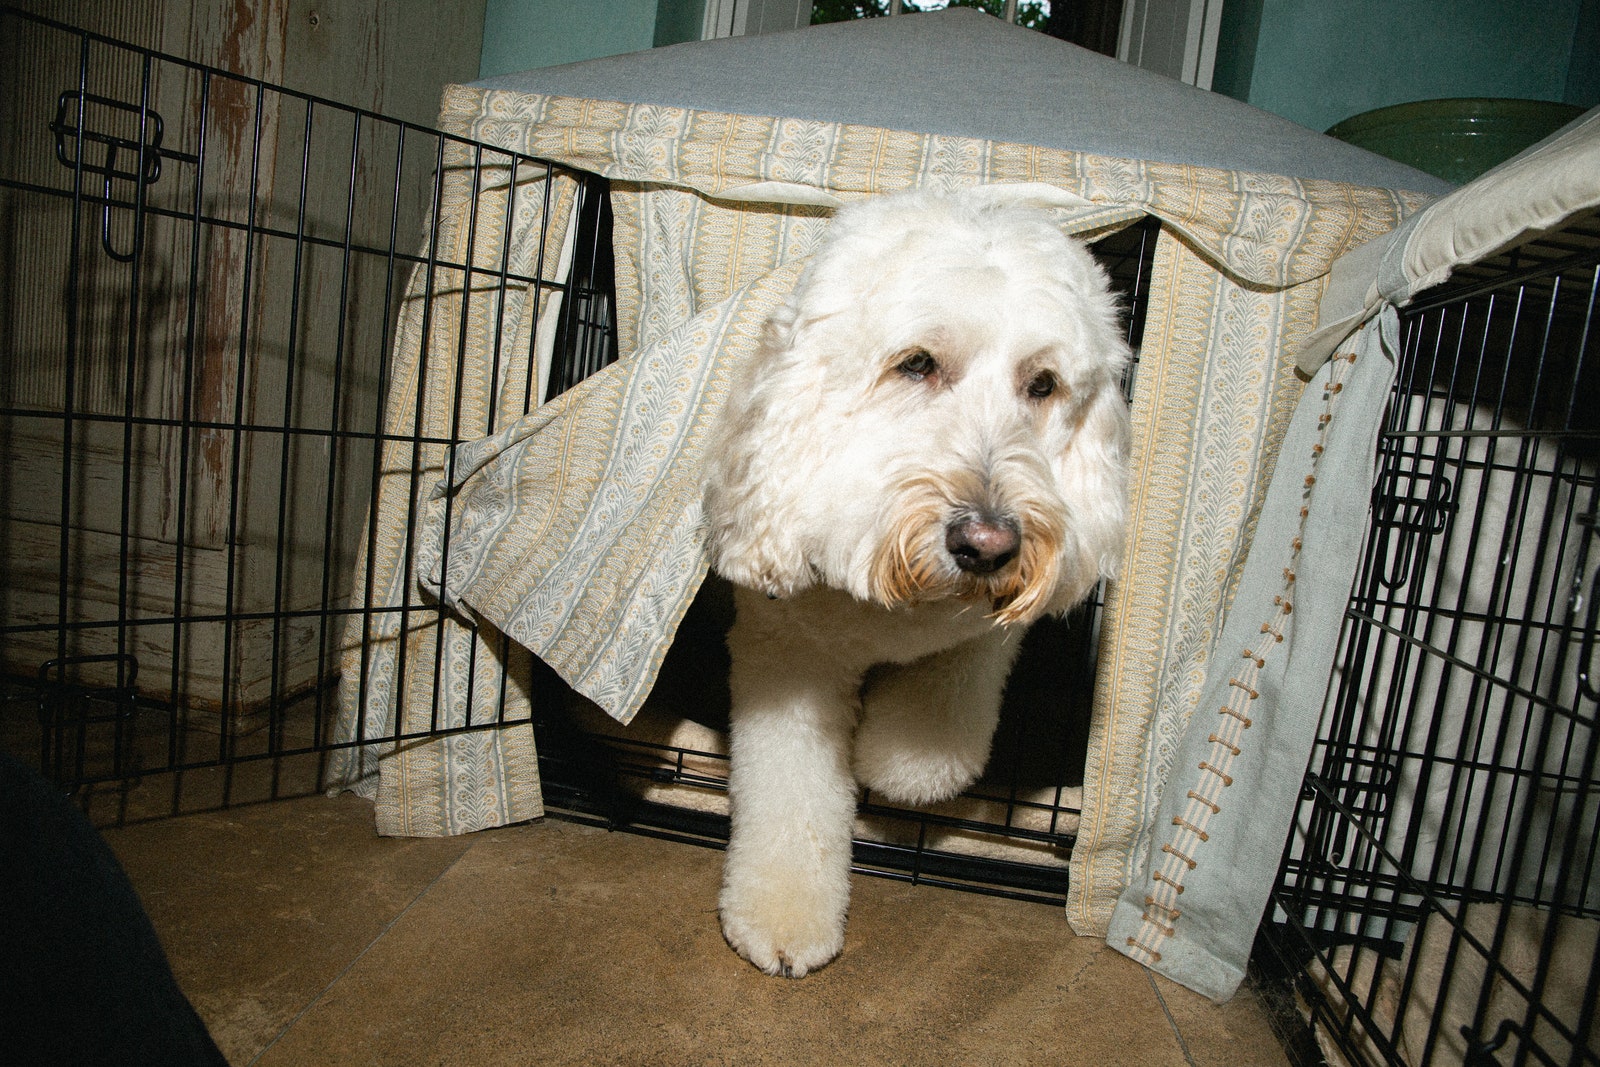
[1261,213,1600,1067]
[0,6,614,814]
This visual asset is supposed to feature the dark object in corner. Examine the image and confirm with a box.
[0,754,230,1066]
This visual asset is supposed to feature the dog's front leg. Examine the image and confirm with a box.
[719,594,860,978]
[854,625,1021,805]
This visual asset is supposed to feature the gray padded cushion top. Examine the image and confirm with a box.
[474,8,1452,195]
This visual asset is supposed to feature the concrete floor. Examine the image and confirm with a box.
[102,793,1297,1066]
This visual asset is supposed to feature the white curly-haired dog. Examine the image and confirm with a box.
[702,187,1131,977]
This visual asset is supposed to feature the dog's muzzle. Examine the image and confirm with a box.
[945,515,1021,575]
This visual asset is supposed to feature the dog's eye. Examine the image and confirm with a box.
[1025,371,1059,400]
[896,349,938,381]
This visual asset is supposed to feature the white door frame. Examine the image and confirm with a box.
[701,0,812,38]
[1118,0,1223,90]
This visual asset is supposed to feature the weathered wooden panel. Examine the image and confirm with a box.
[6,517,338,722]
[2,1,486,716]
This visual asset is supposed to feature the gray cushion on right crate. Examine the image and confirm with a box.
[475,8,1451,195]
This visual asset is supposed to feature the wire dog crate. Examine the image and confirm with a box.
[1258,213,1600,1066]
[0,5,612,816]
[0,6,1158,904]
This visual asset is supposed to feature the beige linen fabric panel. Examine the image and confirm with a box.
[610,182,834,355]
[420,263,808,720]
[327,140,582,836]
[456,89,1420,293]
[1068,230,1334,934]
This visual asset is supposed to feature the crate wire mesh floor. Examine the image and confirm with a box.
[0,5,1160,909]
[1257,212,1600,1067]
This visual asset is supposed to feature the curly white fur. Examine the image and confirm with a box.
[702,188,1131,977]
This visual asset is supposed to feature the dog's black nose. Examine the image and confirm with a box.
[946,516,1020,574]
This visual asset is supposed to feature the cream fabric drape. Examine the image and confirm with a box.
[326,144,584,836]
[1111,309,1401,1000]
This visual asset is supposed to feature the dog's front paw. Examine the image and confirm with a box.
[719,879,846,978]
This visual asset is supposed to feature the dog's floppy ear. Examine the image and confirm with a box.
[1051,375,1132,610]
[702,304,821,599]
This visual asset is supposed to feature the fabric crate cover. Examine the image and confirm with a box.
[328,9,1452,1000]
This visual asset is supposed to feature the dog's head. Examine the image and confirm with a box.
[703,188,1131,625]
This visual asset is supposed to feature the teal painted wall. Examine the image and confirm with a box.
[654,0,707,46]
[479,0,659,77]
[1214,0,1600,133]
